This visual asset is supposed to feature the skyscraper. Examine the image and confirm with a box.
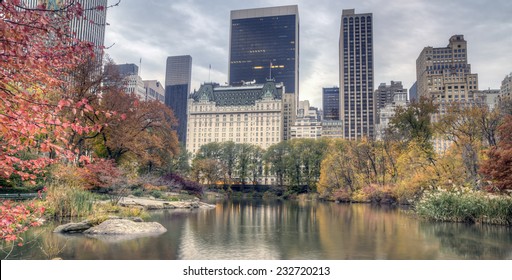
[322,87,340,120]
[165,55,192,144]
[416,35,478,102]
[339,9,375,140]
[36,0,107,58]
[416,35,480,153]
[229,5,299,100]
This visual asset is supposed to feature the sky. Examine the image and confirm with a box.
[104,0,512,108]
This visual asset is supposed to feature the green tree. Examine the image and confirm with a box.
[388,96,438,152]
[264,141,290,187]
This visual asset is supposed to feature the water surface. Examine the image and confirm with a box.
[3,199,512,259]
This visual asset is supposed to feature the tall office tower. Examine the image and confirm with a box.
[339,9,375,140]
[323,87,340,120]
[229,5,299,102]
[416,35,479,103]
[409,82,418,102]
[165,55,192,144]
[36,0,107,58]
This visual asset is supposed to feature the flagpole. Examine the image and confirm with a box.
[269,60,272,80]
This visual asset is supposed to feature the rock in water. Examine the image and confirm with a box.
[53,222,93,233]
[83,219,167,235]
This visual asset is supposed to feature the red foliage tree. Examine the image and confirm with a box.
[0,0,103,184]
[480,115,512,193]
[0,0,108,243]
[79,159,122,190]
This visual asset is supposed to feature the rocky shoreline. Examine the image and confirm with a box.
[52,196,215,239]
[118,196,216,210]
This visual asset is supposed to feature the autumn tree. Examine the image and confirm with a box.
[0,1,101,184]
[0,0,116,244]
[434,102,495,187]
[480,115,512,193]
[96,84,180,172]
[191,158,226,187]
[318,139,355,198]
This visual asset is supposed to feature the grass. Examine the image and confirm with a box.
[44,183,96,221]
[415,189,512,226]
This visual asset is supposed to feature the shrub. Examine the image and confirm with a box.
[415,189,512,225]
[131,188,144,197]
[148,190,163,199]
[78,159,123,191]
[161,173,204,197]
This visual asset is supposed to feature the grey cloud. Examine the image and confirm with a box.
[105,0,512,108]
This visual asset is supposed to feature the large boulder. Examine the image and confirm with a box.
[83,219,167,235]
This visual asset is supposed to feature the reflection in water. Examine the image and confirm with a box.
[2,199,511,259]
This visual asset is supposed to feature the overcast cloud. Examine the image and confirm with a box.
[104,0,512,108]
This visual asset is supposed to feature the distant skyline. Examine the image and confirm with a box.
[104,0,512,108]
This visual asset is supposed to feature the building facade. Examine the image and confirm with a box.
[409,82,418,102]
[165,55,192,144]
[229,5,299,102]
[105,63,146,100]
[30,1,107,61]
[374,81,407,125]
[321,120,344,138]
[416,35,479,102]
[186,81,285,154]
[323,87,340,120]
[290,100,322,139]
[282,93,296,141]
[143,80,165,103]
[339,9,375,140]
[416,35,480,153]
[375,91,408,140]
[501,72,512,98]
[474,89,500,110]
[375,81,406,110]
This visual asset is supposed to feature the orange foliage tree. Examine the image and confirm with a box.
[480,115,512,193]
[95,78,180,172]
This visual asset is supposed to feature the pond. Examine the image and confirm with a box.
[3,199,512,259]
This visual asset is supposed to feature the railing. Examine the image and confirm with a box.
[0,193,44,200]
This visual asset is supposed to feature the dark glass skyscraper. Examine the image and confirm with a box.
[229,5,299,99]
[323,87,340,120]
[165,55,192,144]
[339,9,374,140]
